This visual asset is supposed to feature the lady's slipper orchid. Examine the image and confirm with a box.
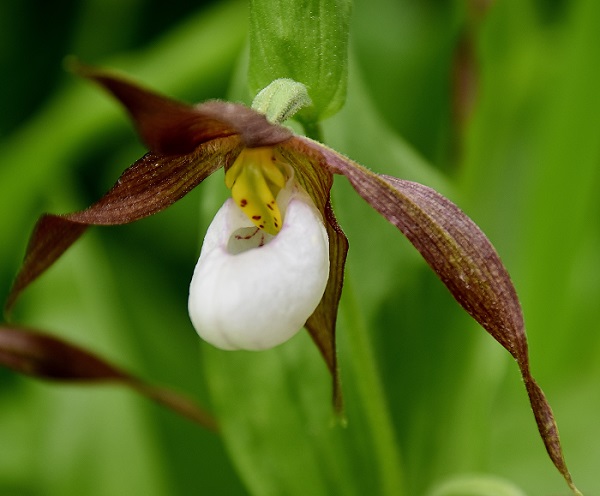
[189,163,330,350]
[4,66,579,493]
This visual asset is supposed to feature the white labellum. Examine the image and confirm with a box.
[188,186,330,350]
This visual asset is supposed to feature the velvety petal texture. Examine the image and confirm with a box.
[189,186,330,350]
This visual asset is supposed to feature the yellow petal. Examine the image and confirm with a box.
[225,148,286,235]
[231,161,282,235]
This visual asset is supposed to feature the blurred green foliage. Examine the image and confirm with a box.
[1,0,598,494]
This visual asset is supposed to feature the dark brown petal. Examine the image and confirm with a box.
[75,63,234,154]
[198,101,293,148]
[305,201,348,414]
[279,138,347,413]
[306,139,580,494]
[5,137,242,313]
[0,324,217,430]
[76,64,293,153]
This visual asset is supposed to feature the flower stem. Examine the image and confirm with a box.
[299,117,324,143]
[342,274,406,495]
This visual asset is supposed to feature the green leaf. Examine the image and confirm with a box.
[426,473,527,496]
[248,0,351,122]
[203,331,392,496]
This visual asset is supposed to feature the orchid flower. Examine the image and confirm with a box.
[4,66,579,493]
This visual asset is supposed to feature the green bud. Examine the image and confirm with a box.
[251,78,312,124]
[248,0,351,123]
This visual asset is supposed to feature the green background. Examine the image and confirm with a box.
[1,0,598,494]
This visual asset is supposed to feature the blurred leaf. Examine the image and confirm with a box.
[349,0,461,164]
[203,330,397,496]
[456,0,600,492]
[0,324,217,430]
[426,473,527,496]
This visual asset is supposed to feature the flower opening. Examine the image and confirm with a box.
[225,147,290,235]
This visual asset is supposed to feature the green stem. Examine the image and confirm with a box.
[342,274,406,495]
[299,117,324,142]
